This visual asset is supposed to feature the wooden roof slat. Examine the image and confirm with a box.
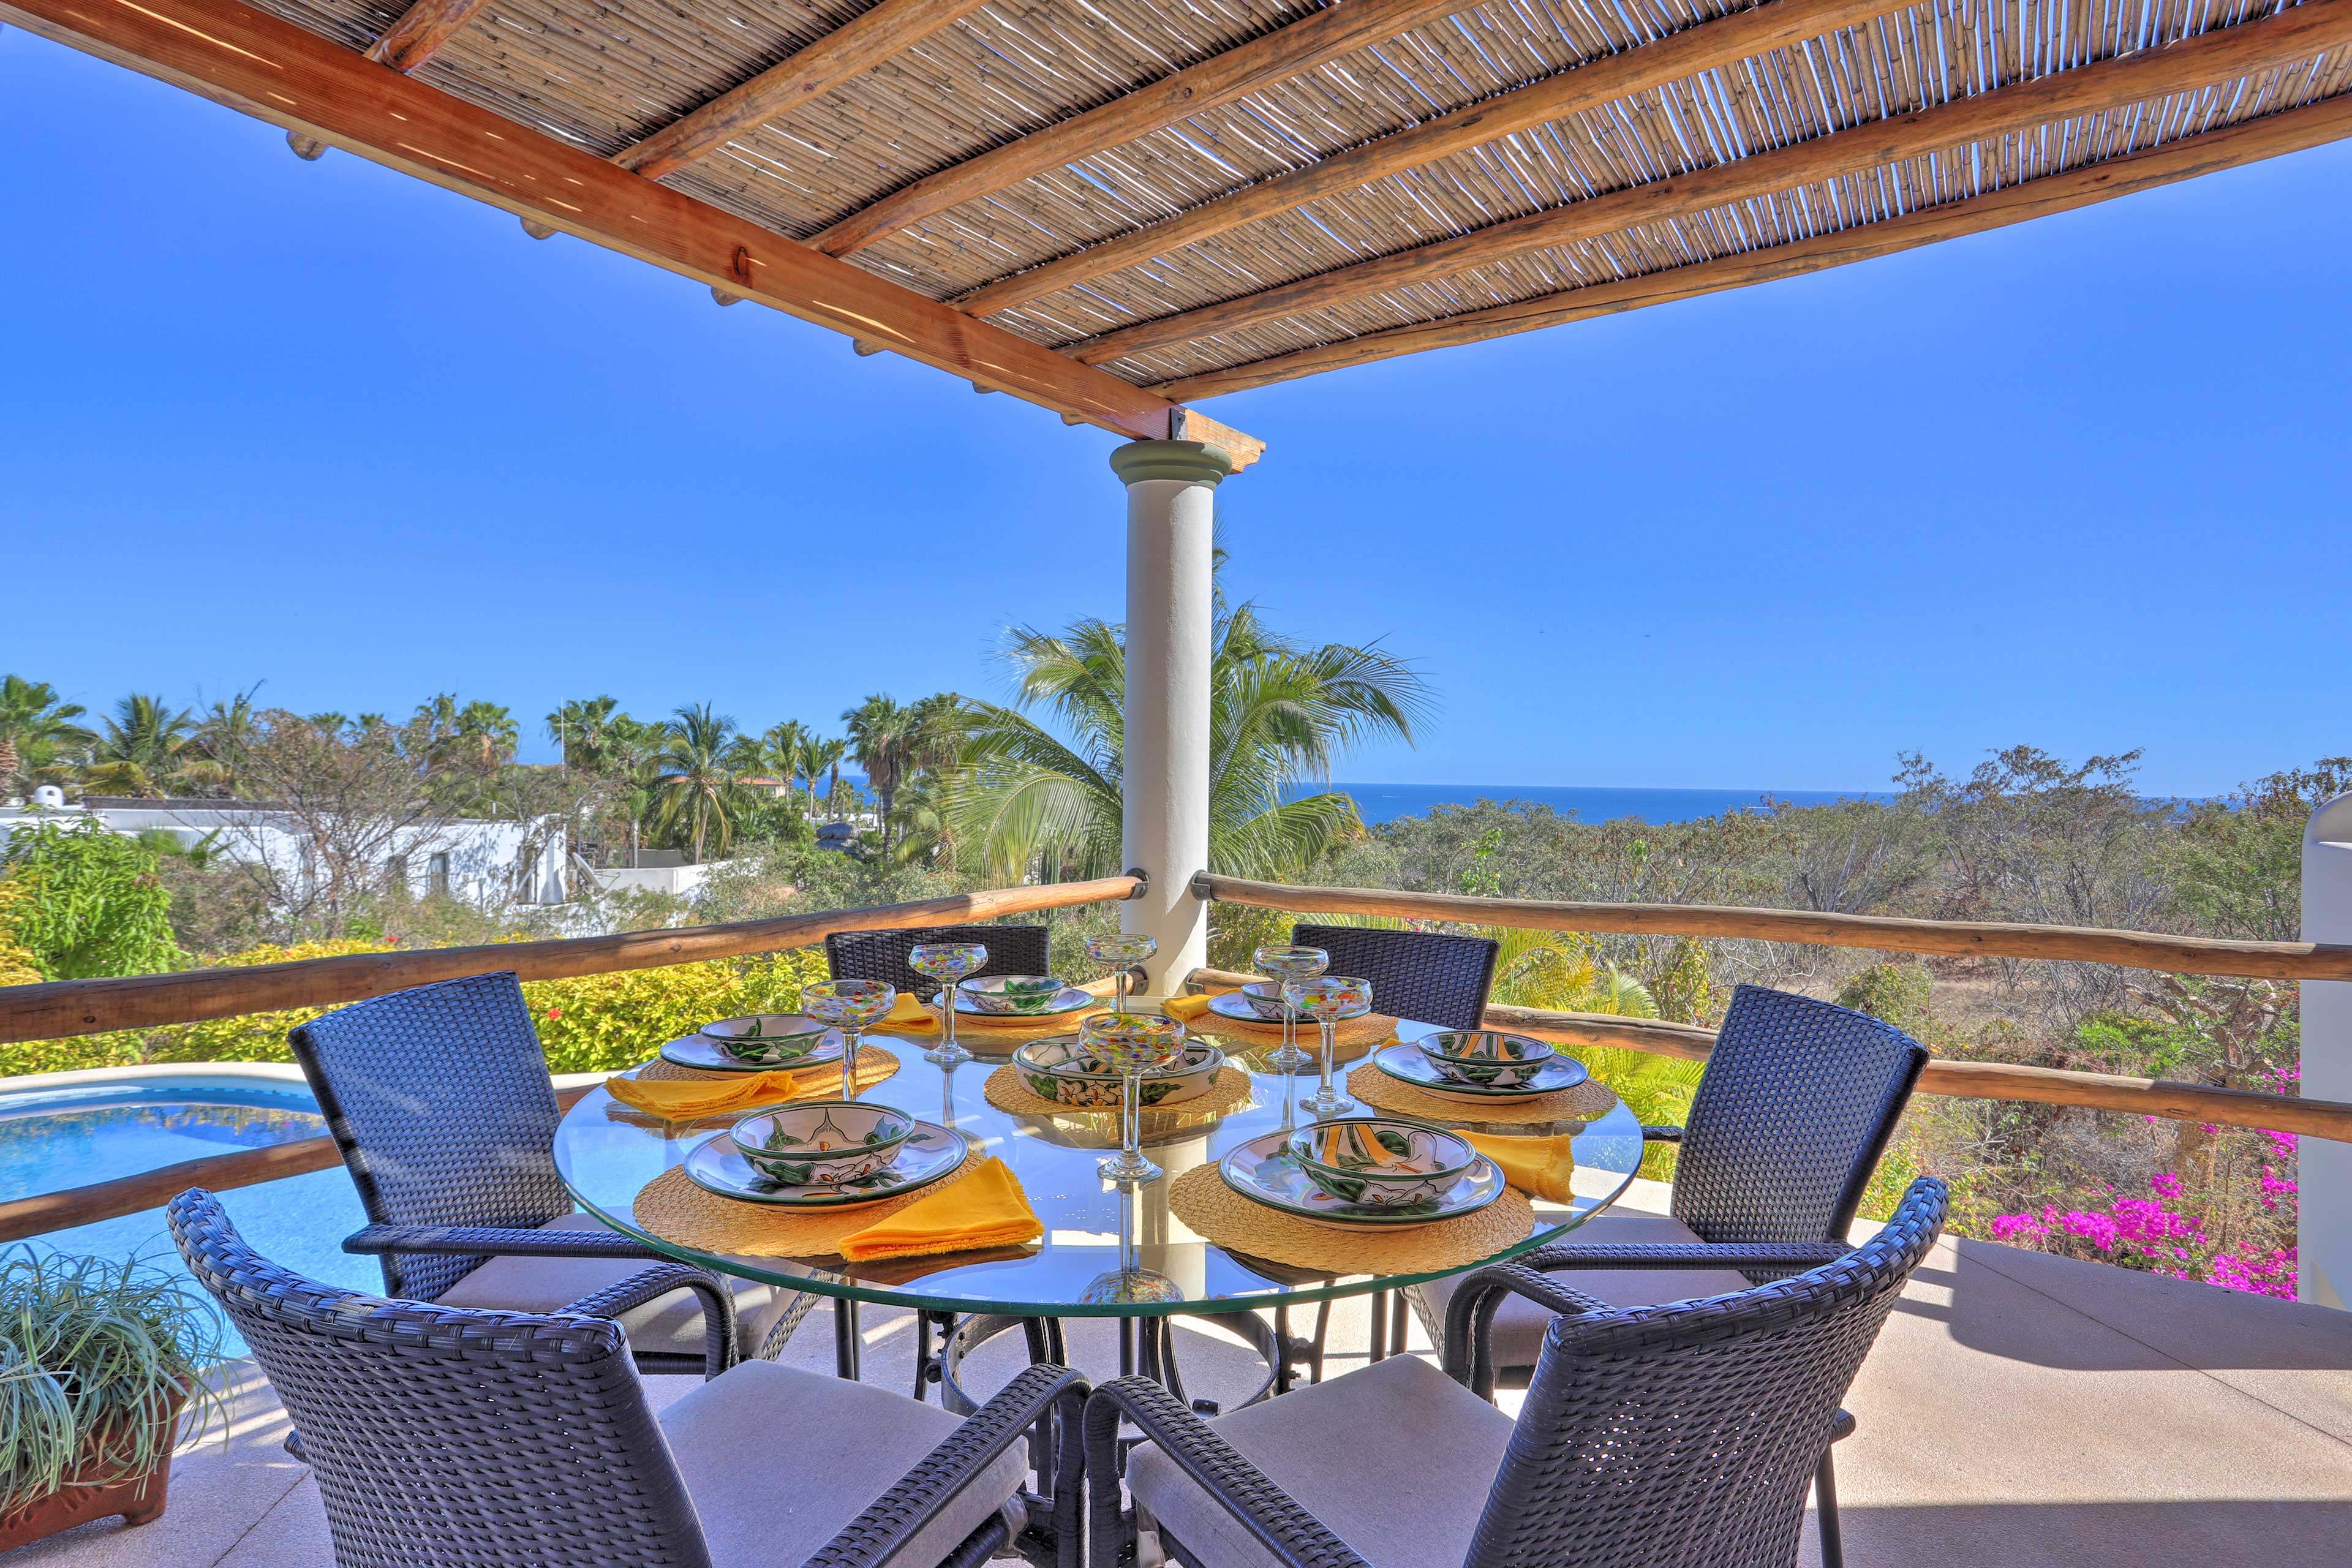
[366,0,491,74]
[612,0,995,181]
[0,0,1261,464]
[1069,0,2352,363]
[1148,88,2352,398]
[951,0,1917,317]
[809,0,1489,259]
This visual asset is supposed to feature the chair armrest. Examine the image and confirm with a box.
[1640,1125,1684,1143]
[343,1223,668,1261]
[1084,1376,1371,1568]
[1511,1239,1852,1276]
[802,1365,1089,1568]
[560,1262,737,1381]
[1441,1263,1611,1398]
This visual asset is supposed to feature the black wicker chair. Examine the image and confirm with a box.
[168,1188,1086,1568]
[826,923,1054,1001]
[1289,924,1498,1033]
[288,970,810,1376]
[1089,1178,1948,1568]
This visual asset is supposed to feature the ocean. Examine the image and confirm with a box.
[1308,783,1889,827]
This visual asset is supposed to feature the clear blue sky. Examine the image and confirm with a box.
[4,29,2347,799]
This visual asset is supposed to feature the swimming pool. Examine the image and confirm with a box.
[0,1066,377,1352]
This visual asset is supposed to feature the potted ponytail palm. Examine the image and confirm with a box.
[0,1249,221,1549]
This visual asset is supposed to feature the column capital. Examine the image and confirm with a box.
[1110,439,1233,488]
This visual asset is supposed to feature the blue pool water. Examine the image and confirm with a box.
[0,1074,376,1353]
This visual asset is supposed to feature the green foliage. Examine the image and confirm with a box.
[0,820,184,981]
[523,949,831,1074]
[0,1248,224,1515]
[1834,963,1933,1033]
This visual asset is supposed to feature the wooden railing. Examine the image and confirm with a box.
[0,876,1142,1242]
[1194,873,2352,982]
[0,875,1142,1046]
[1188,875,2351,1144]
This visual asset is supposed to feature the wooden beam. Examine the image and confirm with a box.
[613,0,992,182]
[1191,875,2352,981]
[809,0,1490,260]
[1057,0,2352,362]
[364,0,489,74]
[949,0,1913,315]
[0,877,1142,1045]
[1152,91,2352,398]
[0,1085,596,1244]
[0,0,1228,448]
[1192,966,2352,1141]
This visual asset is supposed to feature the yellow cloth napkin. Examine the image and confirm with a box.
[605,1071,813,1120]
[1164,993,1215,1023]
[1462,1131,1577,1204]
[837,1158,1044,1262]
[881,993,940,1032]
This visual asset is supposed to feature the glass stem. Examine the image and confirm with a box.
[941,983,957,1054]
[1115,968,1128,1016]
[843,1028,861,1100]
[1123,1071,1140,1166]
[1318,1019,1336,1101]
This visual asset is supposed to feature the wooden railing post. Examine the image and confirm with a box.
[2302,793,2352,1308]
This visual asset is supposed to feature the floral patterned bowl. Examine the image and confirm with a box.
[730,1101,914,1186]
[1232,981,1293,1020]
[959,975,1072,1016]
[1287,1117,1478,1209]
[697,1014,834,1065]
[1414,1030,1556,1088]
[1011,1037,1226,1109]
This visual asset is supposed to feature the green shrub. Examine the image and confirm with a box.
[0,821,183,981]
[1834,962,1932,1032]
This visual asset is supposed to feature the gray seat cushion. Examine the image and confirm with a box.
[1408,1209,1756,1378]
[1127,1353,1513,1568]
[433,1212,810,1362]
[663,1359,1027,1568]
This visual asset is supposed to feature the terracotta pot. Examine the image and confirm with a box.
[0,1395,183,1551]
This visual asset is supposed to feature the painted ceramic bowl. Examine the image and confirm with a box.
[1232,981,1293,1020]
[698,1014,834,1065]
[730,1101,914,1186]
[1415,1030,1556,1088]
[959,975,1072,1016]
[1011,1037,1226,1109]
[1287,1117,1479,1210]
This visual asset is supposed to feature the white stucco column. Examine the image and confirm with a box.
[1112,439,1231,993]
[2301,792,2352,1309]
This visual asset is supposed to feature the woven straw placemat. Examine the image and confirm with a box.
[631,1152,981,1259]
[1193,1011,1398,1053]
[1348,1063,1617,1126]
[982,1063,1254,1120]
[635,1044,899,1093]
[1168,1163,1534,1276]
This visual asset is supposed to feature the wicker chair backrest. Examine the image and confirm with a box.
[824,923,1053,1001]
[1289,924,1501,1033]
[168,1188,711,1568]
[1468,1178,1949,1568]
[288,970,570,1301]
[1673,985,1929,1246]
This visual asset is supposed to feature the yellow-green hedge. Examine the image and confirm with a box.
[0,939,833,1080]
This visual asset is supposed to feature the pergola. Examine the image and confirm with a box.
[7,0,2347,988]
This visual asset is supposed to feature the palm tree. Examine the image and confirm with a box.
[843,695,916,854]
[649,703,747,863]
[953,600,1430,882]
[0,676,94,800]
[546,696,622,771]
[796,733,846,817]
[181,690,262,796]
[85,693,198,797]
[412,695,518,772]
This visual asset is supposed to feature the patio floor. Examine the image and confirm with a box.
[15,1179,2349,1567]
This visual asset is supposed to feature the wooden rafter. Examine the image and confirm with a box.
[1072,0,2352,366]
[613,0,991,181]
[1150,91,2352,399]
[809,0,1485,259]
[0,0,1262,461]
[949,0,1914,317]
[365,0,488,74]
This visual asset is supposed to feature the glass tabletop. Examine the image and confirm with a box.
[554,1013,1643,1319]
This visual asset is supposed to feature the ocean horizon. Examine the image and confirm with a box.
[1306,783,1890,827]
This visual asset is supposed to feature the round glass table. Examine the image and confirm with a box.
[555,1012,1643,1385]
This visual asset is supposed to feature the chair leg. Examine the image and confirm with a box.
[834,1297,862,1381]
[1368,1290,1390,1362]
[1390,1289,1410,1354]
[1814,1449,1844,1568]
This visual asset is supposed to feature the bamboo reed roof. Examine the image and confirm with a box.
[15,0,2352,429]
